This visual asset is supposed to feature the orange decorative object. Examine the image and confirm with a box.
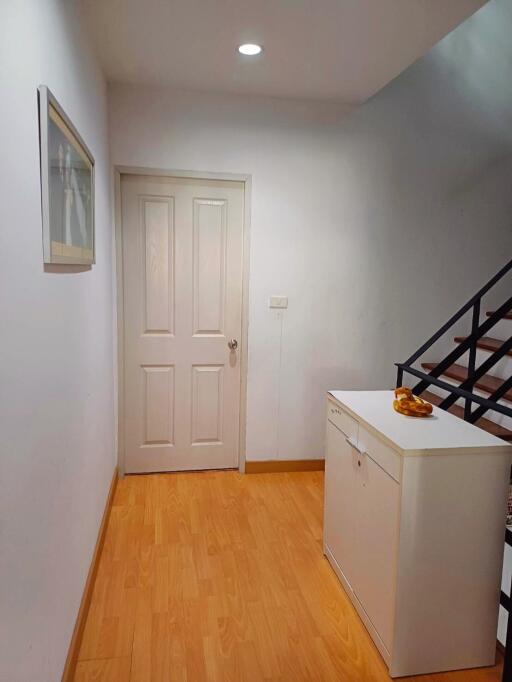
[393,387,433,418]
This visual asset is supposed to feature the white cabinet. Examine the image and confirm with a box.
[324,390,512,678]
[324,413,400,657]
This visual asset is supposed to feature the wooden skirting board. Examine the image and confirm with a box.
[245,459,325,474]
[61,467,118,682]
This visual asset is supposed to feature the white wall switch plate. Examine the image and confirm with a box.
[269,295,288,309]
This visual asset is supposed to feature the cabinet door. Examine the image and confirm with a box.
[324,420,358,587]
[353,451,400,652]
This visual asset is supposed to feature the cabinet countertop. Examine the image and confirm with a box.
[329,390,512,456]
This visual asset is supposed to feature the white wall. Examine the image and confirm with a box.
[109,0,512,465]
[333,0,512,370]
[0,2,115,680]
[110,87,351,462]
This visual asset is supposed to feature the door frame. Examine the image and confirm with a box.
[113,166,252,475]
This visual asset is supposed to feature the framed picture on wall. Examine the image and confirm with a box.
[38,85,95,265]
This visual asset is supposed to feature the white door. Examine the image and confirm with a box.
[121,174,245,473]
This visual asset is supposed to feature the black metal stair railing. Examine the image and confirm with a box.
[395,256,512,424]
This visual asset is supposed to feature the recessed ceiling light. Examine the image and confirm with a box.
[238,43,263,56]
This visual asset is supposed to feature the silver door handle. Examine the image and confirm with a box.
[228,339,238,350]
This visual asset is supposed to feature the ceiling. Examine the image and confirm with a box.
[80,0,487,104]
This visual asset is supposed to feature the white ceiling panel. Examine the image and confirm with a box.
[80,0,487,103]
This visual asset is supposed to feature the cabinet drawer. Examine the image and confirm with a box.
[358,423,401,483]
[327,399,358,439]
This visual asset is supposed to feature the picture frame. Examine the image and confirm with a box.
[38,85,95,265]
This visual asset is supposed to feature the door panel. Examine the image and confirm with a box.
[191,365,223,444]
[324,421,358,587]
[193,198,226,335]
[142,365,174,445]
[354,452,400,652]
[143,197,174,334]
[121,175,244,473]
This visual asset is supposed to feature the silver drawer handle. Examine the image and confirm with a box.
[345,436,364,456]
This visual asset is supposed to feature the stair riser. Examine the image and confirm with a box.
[473,347,512,380]
[483,318,512,340]
[426,381,512,430]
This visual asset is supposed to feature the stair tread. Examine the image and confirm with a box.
[454,336,512,356]
[422,362,512,402]
[487,311,512,320]
[422,390,512,441]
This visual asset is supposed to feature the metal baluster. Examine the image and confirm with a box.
[465,300,480,420]
[396,366,403,388]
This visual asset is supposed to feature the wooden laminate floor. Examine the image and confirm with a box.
[75,471,503,681]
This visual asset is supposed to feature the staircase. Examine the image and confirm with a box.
[396,257,512,439]
[395,256,512,659]
[421,348,512,441]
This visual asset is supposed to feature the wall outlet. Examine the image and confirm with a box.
[269,295,288,309]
